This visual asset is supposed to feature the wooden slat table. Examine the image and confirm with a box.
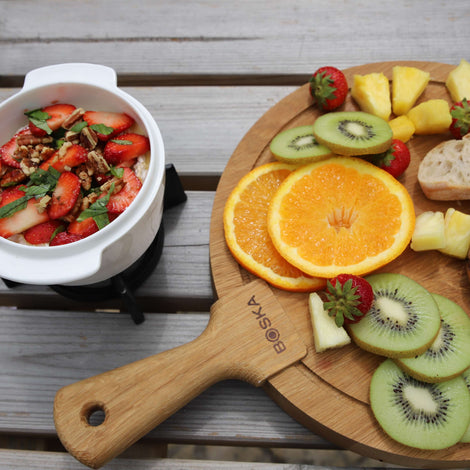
[0,1,469,468]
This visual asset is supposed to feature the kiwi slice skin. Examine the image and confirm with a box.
[270,125,334,164]
[461,367,470,443]
[347,273,441,358]
[370,359,470,450]
[395,294,470,383]
[312,111,392,156]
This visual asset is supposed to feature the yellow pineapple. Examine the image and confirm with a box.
[309,292,350,353]
[446,59,470,102]
[388,115,415,142]
[392,65,430,115]
[351,73,391,121]
[410,211,445,251]
[407,99,452,134]
[439,208,470,259]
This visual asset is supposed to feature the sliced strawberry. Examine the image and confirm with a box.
[48,171,81,220]
[83,111,134,141]
[0,188,50,239]
[41,144,88,172]
[24,220,64,245]
[105,167,142,214]
[50,231,83,246]
[103,134,150,165]
[28,103,76,136]
[68,216,99,238]
[0,127,30,168]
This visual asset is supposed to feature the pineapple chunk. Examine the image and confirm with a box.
[407,99,452,134]
[388,115,415,143]
[351,73,391,121]
[392,66,430,115]
[439,208,470,259]
[410,211,445,251]
[446,59,470,102]
[309,292,350,353]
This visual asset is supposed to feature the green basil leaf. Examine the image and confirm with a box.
[70,121,88,133]
[93,212,110,230]
[110,166,124,178]
[110,139,133,145]
[77,183,114,229]
[0,196,28,218]
[25,109,53,135]
[90,123,114,135]
[28,117,52,135]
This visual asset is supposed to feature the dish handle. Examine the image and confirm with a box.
[22,63,118,90]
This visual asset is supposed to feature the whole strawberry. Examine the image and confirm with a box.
[323,274,374,327]
[450,98,470,139]
[370,139,410,178]
[309,66,348,112]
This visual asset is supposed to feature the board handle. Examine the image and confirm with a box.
[53,280,306,469]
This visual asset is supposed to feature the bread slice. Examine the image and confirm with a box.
[418,134,470,200]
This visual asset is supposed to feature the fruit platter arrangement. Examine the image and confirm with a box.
[210,61,470,467]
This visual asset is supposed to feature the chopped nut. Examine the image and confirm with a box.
[62,108,85,130]
[100,177,124,195]
[16,134,53,146]
[36,195,51,213]
[58,141,72,158]
[64,130,81,143]
[1,169,27,187]
[80,126,98,149]
[80,192,98,211]
[20,158,38,177]
[76,164,92,191]
[87,150,110,174]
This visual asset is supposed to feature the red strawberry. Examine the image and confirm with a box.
[450,98,470,139]
[83,111,134,141]
[0,188,50,238]
[103,133,150,165]
[28,103,76,136]
[68,216,99,238]
[323,274,374,327]
[309,66,348,112]
[105,167,142,214]
[48,171,81,220]
[0,127,30,168]
[370,139,410,178]
[24,220,64,245]
[40,143,88,172]
[50,231,83,246]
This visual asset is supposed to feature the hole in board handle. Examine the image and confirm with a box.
[83,403,107,427]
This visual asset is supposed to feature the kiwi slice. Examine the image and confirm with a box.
[461,367,470,443]
[395,294,470,382]
[370,359,470,450]
[347,273,441,358]
[312,111,392,156]
[270,125,334,163]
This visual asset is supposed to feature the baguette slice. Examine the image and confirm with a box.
[418,134,470,200]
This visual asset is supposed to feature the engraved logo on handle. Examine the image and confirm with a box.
[248,295,286,354]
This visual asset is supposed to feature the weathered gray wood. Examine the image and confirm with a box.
[0,308,329,448]
[0,0,468,81]
[0,449,410,470]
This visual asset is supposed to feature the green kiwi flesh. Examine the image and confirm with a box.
[370,359,470,450]
[312,111,392,156]
[270,125,334,163]
[395,294,470,383]
[461,367,470,443]
[347,273,441,358]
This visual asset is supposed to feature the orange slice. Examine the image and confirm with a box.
[223,162,325,292]
[267,156,415,278]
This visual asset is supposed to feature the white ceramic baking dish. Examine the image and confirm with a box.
[0,63,165,286]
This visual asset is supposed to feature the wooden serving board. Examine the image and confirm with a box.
[209,61,470,468]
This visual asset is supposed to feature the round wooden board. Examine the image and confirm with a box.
[209,61,470,467]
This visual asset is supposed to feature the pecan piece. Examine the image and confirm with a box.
[1,168,27,187]
[16,134,53,146]
[80,126,98,149]
[100,177,125,195]
[75,164,92,191]
[87,150,110,174]
[62,108,85,130]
